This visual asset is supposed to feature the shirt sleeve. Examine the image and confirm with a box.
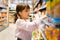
[16,18,41,32]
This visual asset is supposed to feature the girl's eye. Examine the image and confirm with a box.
[25,10,28,12]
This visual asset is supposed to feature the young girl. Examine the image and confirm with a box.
[14,3,42,40]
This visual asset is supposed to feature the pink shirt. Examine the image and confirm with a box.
[15,18,41,40]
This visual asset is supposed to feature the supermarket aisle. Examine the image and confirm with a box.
[0,23,17,40]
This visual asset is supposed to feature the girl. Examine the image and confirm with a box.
[14,3,42,40]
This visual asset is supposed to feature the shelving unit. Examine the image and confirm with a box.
[34,0,39,8]
[0,5,6,9]
[0,7,9,32]
[34,5,46,12]
[32,0,60,40]
[0,0,9,32]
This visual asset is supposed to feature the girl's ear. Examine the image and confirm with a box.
[19,12,22,15]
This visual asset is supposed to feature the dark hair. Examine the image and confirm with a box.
[14,3,30,23]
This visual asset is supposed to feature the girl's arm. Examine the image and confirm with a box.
[16,18,41,32]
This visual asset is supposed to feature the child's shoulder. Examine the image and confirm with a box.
[16,19,25,23]
[16,19,20,22]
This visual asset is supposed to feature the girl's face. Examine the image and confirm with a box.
[19,9,30,20]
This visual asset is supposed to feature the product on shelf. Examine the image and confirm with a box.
[58,30,60,40]
[54,4,60,19]
[0,21,2,25]
[1,17,5,21]
[0,17,2,21]
[0,0,9,32]
[1,12,7,17]
[42,10,46,16]
[0,9,8,30]
[39,33,44,40]
[45,25,60,40]
[32,31,37,38]
[54,0,60,6]
[46,0,54,18]
[8,13,14,23]
[32,29,43,40]
[32,29,38,38]
[46,0,60,19]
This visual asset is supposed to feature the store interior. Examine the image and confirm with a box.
[0,0,60,40]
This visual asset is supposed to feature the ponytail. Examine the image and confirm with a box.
[14,13,18,23]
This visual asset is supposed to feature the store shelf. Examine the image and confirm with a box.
[0,24,2,26]
[40,15,47,20]
[0,5,7,9]
[34,0,39,8]
[0,19,5,22]
[42,19,55,28]
[0,26,8,32]
[39,29,47,40]
[39,5,46,11]
[0,4,8,32]
[9,11,16,13]
[9,9,16,11]
[34,5,46,12]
